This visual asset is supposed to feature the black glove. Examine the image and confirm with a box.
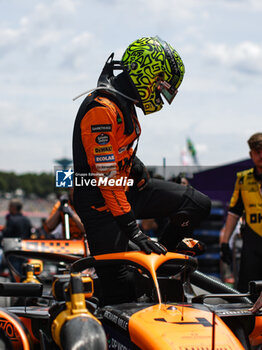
[59,194,74,218]
[115,212,166,255]
[59,194,69,206]
[130,229,167,255]
[130,156,149,191]
[220,243,232,265]
[60,205,75,218]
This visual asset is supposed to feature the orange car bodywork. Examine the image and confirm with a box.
[94,252,261,350]
[94,251,192,303]
[4,245,262,349]
[21,239,86,256]
[6,239,86,282]
[249,316,262,346]
[128,304,244,350]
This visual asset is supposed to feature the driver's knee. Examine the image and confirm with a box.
[171,186,211,232]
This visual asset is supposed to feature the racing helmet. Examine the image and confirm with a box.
[121,36,185,115]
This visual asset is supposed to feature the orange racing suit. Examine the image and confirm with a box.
[73,91,140,218]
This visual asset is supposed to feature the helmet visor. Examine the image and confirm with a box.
[157,80,178,104]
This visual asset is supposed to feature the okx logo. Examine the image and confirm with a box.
[56,168,74,188]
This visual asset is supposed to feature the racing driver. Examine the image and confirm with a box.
[72,36,211,304]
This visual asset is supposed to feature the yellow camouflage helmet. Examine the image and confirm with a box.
[121,36,185,115]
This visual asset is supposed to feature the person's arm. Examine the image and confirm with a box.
[45,202,61,232]
[71,213,85,233]
[220,173,244,264]
[220,213,239,264]
[62,205,86,234]
[221,213,239,244]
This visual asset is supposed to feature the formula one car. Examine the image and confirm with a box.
[1,244,262,349]
[1,237,88,283]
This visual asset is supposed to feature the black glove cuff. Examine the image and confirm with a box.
[60,195,69,206]
[221,242,230,250]
[220,242,232,264]
[114,211,139,237]
[131,157,149,179]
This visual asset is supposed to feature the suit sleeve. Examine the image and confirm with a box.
[80,105,132,217]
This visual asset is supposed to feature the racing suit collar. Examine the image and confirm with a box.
[97,89,138,136]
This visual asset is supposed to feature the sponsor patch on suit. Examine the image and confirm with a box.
[91,124,112,133]
[94,146,113,154]
[95,133,110,145]
[95,154,115,163]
